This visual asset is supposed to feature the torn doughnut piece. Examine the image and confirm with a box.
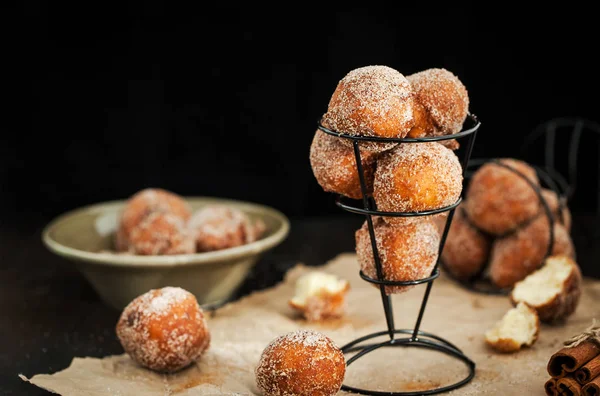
[288,271,350,321]
[485,302,540,353]
[510,255,582,323]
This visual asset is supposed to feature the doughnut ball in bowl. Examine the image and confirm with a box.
[355,216,440,294]
[115,188,192,252]
[321,65,414,153]
[373,142,463,221]
[116,286,210,373]
[41,196,289,310]
[188,205,265,252]
[463,159,541,236]
[407,68,470,143]
[127,212,196,255]
[309,129,378,199]
[255,329,346,396]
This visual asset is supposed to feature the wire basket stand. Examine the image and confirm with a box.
[521,117,600,237]
[440,157,569,295]
[441,117,599,294]
[318,114,480,395]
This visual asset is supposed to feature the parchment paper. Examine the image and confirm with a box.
[21,253,600,395]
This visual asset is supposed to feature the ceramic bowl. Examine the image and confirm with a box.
[42,197,290,311]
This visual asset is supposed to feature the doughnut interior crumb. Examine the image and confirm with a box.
[485,302,539,353]
[511,256,572,306]
[290,272,348,305]
[289,271,349,321]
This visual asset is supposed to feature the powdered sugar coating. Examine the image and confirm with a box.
[188,205,264,252]
[373,142,463,217]
[126,212,196,255]
[321,65,414,153]
[115,188,192,252]
[255,329,345,396]
[309,129,378,199]
[489,215,575,289]
[464,158,541,236]
[116,287,211,373]
[355,217,440,294]
[408,68,469,135]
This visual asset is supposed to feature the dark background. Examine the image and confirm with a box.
[3,3,600,228]
[2,4,600,394]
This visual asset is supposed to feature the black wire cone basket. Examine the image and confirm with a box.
[317,114,480,396]
[440,157,573,296]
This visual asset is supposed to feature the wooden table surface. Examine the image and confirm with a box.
[2,213,599,395]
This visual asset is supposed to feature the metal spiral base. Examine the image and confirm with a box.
[341,330,476,396]
[318,114,480,395]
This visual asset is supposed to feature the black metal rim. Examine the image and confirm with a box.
[359,268,440,286]
[318,113,480,143]
[336,197,462,217]
[340,330,476,396]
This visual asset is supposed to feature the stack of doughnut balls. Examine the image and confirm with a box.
[310,64,469,294]
[436,158,575,289]
[113,188,265,255]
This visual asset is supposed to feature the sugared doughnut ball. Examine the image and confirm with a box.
[409,101,460,150]
[439,138,461,151]
[407,68,469,138]
[355,216,440,294]
[116,287,210,373]
[540,188,572,231]
[321,65,414,153]
[115,188,192,252]
[464,159,541,236]
[255,329,346,396]
[489,215,575,289]
[309,129,377,199]
[435,206,492,281]
[126,212,196,255]
[188,205,264,252]
[373,142,463,220]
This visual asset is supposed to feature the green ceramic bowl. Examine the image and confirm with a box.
[42,197,290,311]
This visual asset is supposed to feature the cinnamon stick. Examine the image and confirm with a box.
[548,341,600,378]
[558,376,583,396]
[546,377,558,395]
[583,376,600,396]
[576,355,600,384]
